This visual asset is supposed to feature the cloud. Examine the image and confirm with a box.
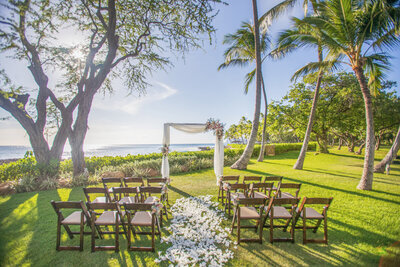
[94,81,178,115]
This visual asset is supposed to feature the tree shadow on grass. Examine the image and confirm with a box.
[169,185,194,199]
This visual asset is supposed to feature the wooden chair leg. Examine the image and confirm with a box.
[115,221,119,252]
[270,215,273,243]
[152,217,155,252]
[324,215,328,244]
[80,213,84,251]
[231,209,237,234]
[291,216,295,243]
[237,213,241,244]
[303,216,307,245]
[258,218,262,244]
[56,217,61,251]
[91,213,96,252]
[313,218,323,233]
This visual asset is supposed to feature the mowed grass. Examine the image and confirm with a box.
[0,148,399,266]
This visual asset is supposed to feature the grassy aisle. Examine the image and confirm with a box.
[0,148,399,266]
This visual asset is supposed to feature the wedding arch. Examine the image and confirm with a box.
[161,120,224,184]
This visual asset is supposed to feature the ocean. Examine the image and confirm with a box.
[0,143,214,160]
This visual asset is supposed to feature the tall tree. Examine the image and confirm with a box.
[275,18,328,169]
[284,0,399,190]
[0,0,221,176]
[229,0,263,169]
[374,125,400,173]
[218,22,271,161]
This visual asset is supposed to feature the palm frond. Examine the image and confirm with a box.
[291,59,343,81]
[244,68,256,95]
[364,53,391,95]
[259,0,298,33]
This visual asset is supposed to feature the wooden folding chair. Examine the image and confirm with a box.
[263,176,283,193]
[243,176,262,183]
[123,177,144,187]
[276,183,302,199]
[223,183,248,217]
[231,197,266,244]
[249,182,274,199]
[147,177,170,205]
[102,177,123,196]
[263,197,300,243]
[293,197,333,244]
[217,175,240,203]
[139,186,168,223]
[124,203,161,252]
[112,187,140,204]
[83,187,112,204]
[86,202,125,252]
[51,200,91,251]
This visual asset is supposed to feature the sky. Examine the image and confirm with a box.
[0,0,399,148]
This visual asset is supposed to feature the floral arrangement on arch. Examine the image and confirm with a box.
[205,118,224,140]
[161,144,169,156]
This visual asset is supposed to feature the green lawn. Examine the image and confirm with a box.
[0,148,399,266]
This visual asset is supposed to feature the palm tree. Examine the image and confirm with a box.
[374,125,400,173]
[218,22,271,162]
[260,0,325,170]
[274,18,327,170]
[282,0,399,190]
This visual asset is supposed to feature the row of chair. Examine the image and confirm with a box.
[51,180,170,252]
[218,175,333,245]
[230,195,333,245]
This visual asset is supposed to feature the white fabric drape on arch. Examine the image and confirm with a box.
[161,123,224,183]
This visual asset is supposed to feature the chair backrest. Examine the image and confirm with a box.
[139,186,163,194]
[297,197,333,214]
[226,183,248,192]
[123,177,144,187]
[86,201,119,211]
[271,197,300,206]
[112,187,140,201]
[277,183,301,198]
[263,176,283,183]
[147,177,168,186]
[124,203,153,211]
[237,197,266,206]
[83,187,111,203]
[51,200,90,221]
[221,175,240,182]
[243,176,262,183]
[102,177,123,188]
[249,182,274,197]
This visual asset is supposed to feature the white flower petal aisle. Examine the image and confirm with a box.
[155,195,234,266]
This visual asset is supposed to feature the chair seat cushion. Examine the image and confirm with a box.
[298,207,324,219]
[92,196,108,203]
[61,211,85,225]
[144,196,157,204]
[119,196,136,204]
[266,206,292,219]
[278,192,295,199]
[231,192,246,199]
[239,207,260,219]
[96,211,124,225]
[253,192,268,199]
[131,211,152,226]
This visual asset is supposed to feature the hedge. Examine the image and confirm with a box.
[0,143,314,182]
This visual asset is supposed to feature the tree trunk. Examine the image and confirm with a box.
[348,137,356,152]
[293,46,323,169]
[257,76,268,162]
[70,92,95,176]
[375,136,381,150]
[231,0,262,169]
[355,141,365,155]
[374,125,400,173]
[338,139,342,150]
[354,67,375,190]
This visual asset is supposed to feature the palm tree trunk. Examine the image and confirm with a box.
[354,66,375,190]
[231,0,262,169]
[374,125,400,173]
[257,76,268,162]
[293,46,323,170]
